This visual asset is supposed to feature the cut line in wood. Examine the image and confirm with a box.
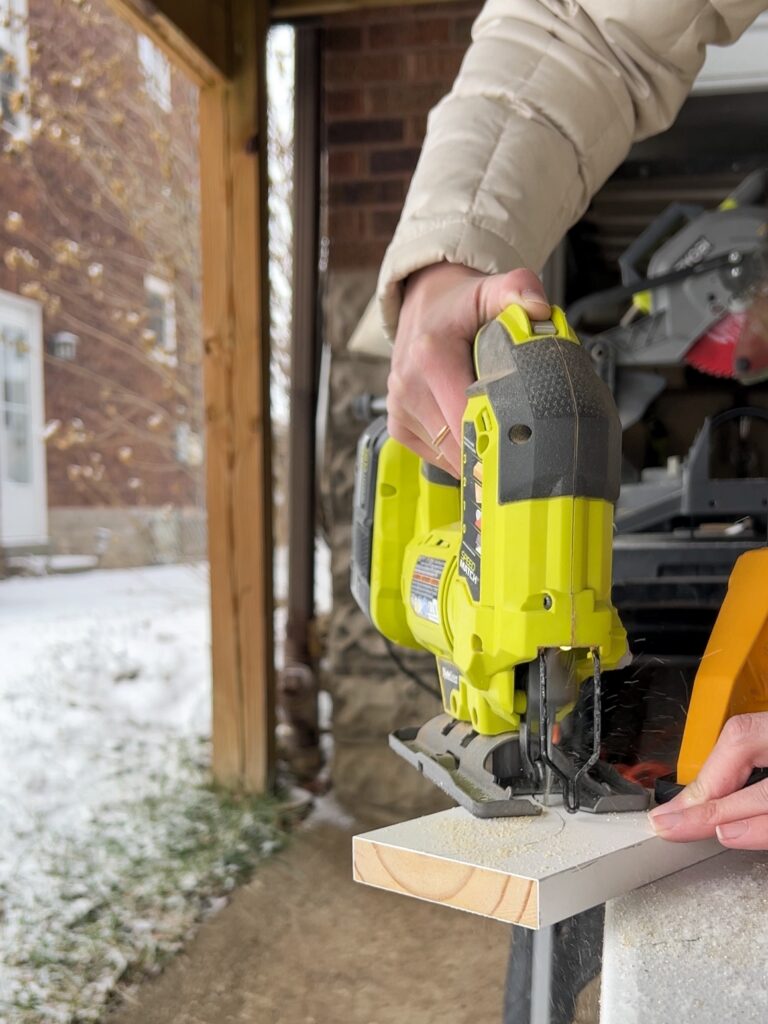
[353,805,723,929]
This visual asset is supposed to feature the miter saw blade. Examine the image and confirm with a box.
[734,292,768,383]
[685,295,768,382]
[684,311,747,378]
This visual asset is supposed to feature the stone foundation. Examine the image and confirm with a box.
[48,506,207,568]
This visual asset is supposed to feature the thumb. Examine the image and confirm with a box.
[473,269,551,325]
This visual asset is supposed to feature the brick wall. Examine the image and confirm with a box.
[0,0,202,511]
[322,1,482,272]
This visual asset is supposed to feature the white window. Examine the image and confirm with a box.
[144,274,177,361]
[0,288,47,548]
[2,319,31,483]
[137,34,172,112]
[0,0,30,140]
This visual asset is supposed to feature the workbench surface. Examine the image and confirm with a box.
[602,850,768,1024]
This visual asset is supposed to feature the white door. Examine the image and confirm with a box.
[0,290,47,548]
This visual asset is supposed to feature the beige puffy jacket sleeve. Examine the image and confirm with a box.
[377,0,768,338]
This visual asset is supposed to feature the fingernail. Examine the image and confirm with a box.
[522,289,548,304]
[648,811,683,832]
[717,820,748,841]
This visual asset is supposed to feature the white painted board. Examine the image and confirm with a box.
[353,804,723,929]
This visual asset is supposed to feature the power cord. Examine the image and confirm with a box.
[383,639,441,700]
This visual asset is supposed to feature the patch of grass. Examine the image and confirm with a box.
[0,739,286,1024]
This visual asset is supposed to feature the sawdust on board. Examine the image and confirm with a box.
[408,807,636,874]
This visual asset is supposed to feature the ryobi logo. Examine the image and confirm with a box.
[673,235,712,271]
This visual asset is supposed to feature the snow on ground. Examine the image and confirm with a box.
[0,565,282,1023]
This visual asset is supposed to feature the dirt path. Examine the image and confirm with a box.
[109,818,510,1024]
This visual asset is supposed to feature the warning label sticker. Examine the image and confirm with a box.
[410,555,446,624]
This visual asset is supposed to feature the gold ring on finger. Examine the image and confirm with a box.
[431,424,450,449]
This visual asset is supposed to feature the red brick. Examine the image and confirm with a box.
[325,52,405,85]
[328,149,363,179]
[323,8,403,27]
[367,18,452,50]
[323,25,364,51]
[320,1,484,279]
[369,208,402,239]
[321,3,480,28]
[366,82,446,116]
[406,50,465,82]
[405,114,429,144]
[326,89,364,118]
[327,118,403,146]
[329,179,406,207]
[3,1,202,509]
[453,15,477,44]
[329,239,388,270]
[427,2,481,16]
[329,208,367,241]
[369,147,421,175]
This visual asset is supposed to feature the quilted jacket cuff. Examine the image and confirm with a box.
[377,219,527,342]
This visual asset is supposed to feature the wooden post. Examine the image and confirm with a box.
[111,0,275,794]
[116,0,465,793]
[199,1,275,792]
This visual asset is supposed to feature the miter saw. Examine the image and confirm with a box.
[351,305,649,817]
[573,170,768,657]
[570,168,768,431]
[574,169,768,802]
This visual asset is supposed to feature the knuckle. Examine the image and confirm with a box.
[699,800,722,826]
[685,777,708,803]
[721,714,759,745]
[385,376,409,415]
[386,370,407,404]
[755,778,768,808]
[386,415,406,445]
[414,331,441,361]
[385,389,398,419]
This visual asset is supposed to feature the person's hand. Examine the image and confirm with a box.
[649,712,768,850]
[386,263,551,476]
